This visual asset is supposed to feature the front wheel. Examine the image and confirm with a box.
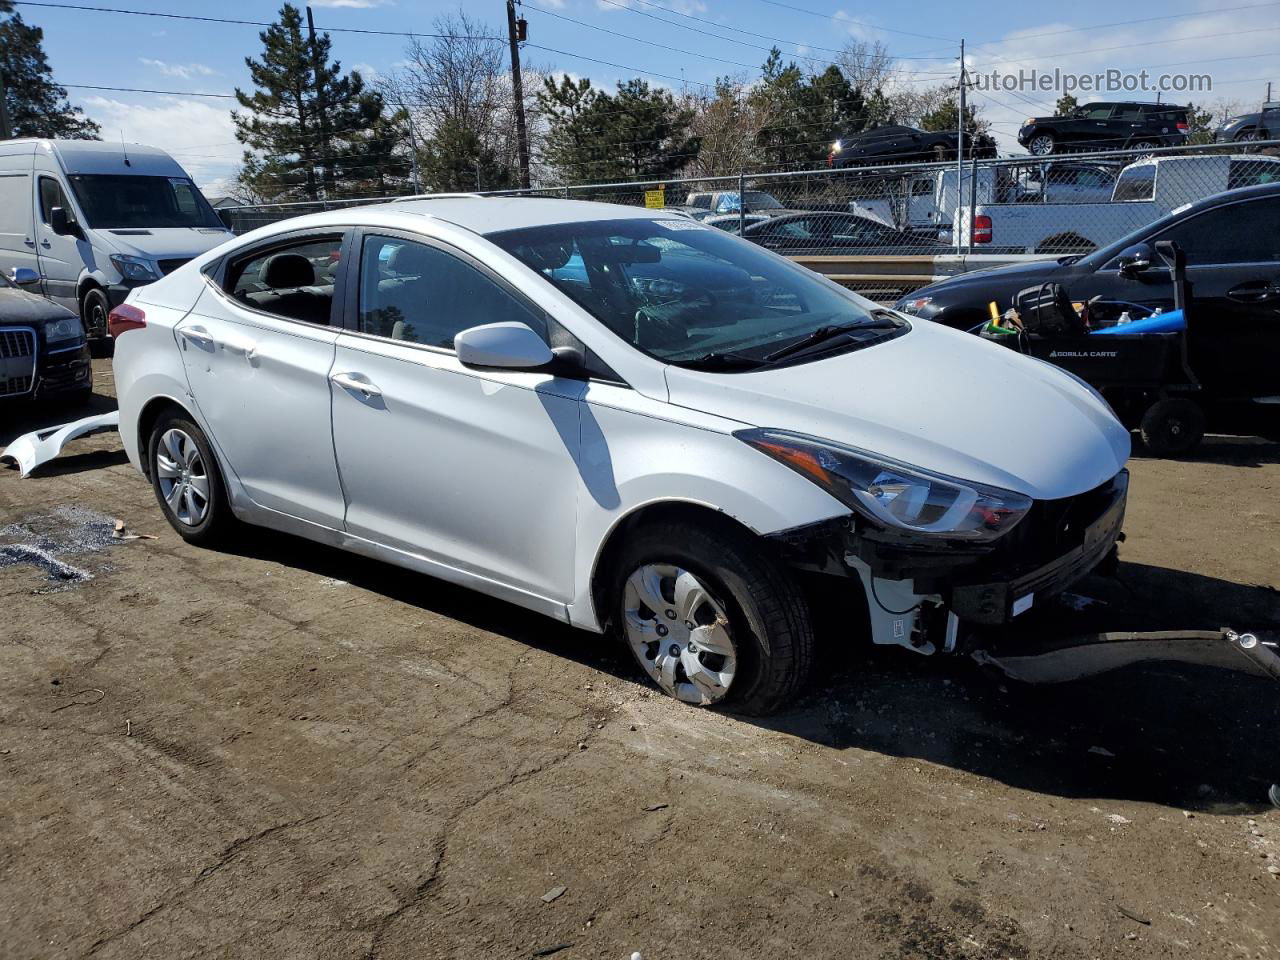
[1027,133,1055,156]
[611,520,814,715]
[148,414,233,545]
[1140,398,1205,457]
[81,286,111,341]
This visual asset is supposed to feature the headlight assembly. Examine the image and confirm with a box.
[110,255,159,283]
[898,295,933,315]
[737,429,1032,542]
[44,314,84,344]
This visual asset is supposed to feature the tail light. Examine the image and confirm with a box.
[1176,121,1189,133]
[108,303,146,338]
[972,215,992,244]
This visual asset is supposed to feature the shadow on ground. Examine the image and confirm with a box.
[220,525,1280,813]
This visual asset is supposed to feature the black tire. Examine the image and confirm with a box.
[147,413,233,545]
[610,520,814,715]
[1139,398,1205,456]
[81,286,111,342]
[1027,132,1055,156]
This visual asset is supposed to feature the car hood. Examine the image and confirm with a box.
[93,226,233,261]
[664,320,1129,501]
[0,285,77,324]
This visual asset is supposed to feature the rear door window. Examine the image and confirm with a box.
[227,236,343,325]
[1153,197,1280,264]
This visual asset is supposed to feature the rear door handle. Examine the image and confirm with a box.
[22,237,34,247]
[1226,281,1280,303]
[40,239,51,249]
[330,371,382,399]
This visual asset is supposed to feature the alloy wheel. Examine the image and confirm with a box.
[155,428,211,527]
[622,563,737,705]
[1028,135,1054,156]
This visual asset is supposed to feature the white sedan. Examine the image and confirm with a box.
[109,197,1129,714]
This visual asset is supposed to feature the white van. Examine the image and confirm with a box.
[0,139,232,343]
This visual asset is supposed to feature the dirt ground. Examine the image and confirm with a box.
[2,359,1278,960]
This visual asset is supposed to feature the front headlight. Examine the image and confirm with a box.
[830,140,842,153]
[737,429,1032,542]
[109,254,159,283]
[44,314,85,344]
[897,295,933,315]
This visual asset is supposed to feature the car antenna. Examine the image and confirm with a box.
[120,130,131,167]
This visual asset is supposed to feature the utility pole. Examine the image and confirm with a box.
[1268,81,1273,104]
[0,70,12,140]
[506,0,531,190]
[306,5,333,200]
[956,38,966,254]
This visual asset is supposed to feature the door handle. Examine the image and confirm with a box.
[181,326,215,346]
[330,371,382,399]
[1226,281,1279,303]
[40,239,51,249]
[22,237,34,247]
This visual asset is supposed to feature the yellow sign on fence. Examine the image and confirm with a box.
[643,187,665,209]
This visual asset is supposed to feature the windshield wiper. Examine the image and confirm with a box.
[763,317,899,363]
[673,351,770,371]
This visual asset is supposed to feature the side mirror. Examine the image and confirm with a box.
[10,267,40,286]
[1117,243,1153,275]
[455,321,554,371]
[217,209,235,231]
[50,206,74,237]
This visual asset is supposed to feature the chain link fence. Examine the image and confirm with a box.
[217,138,1280,299]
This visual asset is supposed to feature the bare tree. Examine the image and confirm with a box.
[836,39,896,95]
[379,10,545,189]
[687,77,771,176]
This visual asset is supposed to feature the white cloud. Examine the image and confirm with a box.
[78,96,241,188]
[139,59,217,80]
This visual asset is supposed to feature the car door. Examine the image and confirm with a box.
[176,231,350,527]
[34,174,90,313]
[329,229,585,605]
[752,218,821,253]
[1106,104,1145,147]
[0,158,38,283]
[1149,196,1280,398]
[1074,104,1117,148]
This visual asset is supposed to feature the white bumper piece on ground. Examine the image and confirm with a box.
[1,412,121,479]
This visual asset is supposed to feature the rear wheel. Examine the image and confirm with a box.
[81,286,110,341]
[611,520,814,715]
[1140,398,1205,456]
[148,414,233,545]
[1027,133,1055,156]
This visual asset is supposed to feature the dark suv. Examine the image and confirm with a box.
[1018,102,1190,156]
[1214,102,1280,144]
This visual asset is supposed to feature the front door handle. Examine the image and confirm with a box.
[330,371,382,399]
[1226,281,1280,303]
[181,326,215,346]
[40,239,51,249]
[22,237,34,247]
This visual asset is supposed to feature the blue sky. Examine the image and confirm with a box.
[18,0,1279,191]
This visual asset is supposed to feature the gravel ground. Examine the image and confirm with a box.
[2,360,1278,960]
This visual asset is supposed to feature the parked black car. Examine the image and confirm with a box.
[828,125,997,167]
[741,212,942,252]
[0,268,92,403]
[893,182,1280,411]
[1017,102,1190,156]
[1214,102,1280,143]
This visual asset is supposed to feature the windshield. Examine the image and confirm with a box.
[68,175,222,229]
[489,217,903,369]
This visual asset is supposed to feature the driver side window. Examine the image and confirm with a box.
[39,177,74,226]
[357,235,544,349]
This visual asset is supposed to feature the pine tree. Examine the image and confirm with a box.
[0,8,100,139]
[1055,94,1079,117]
[233,3,407,201]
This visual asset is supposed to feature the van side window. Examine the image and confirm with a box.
[228,236,343,326]
[39,177,74,225]
[357,235,544,349]
[1112,165,1155,202]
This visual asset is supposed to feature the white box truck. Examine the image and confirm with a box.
[0,139,233,344]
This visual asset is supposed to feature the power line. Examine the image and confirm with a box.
[10,1,506,39]
[745,0,957,43]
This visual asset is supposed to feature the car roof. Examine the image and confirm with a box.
[2,138,190,177]
[247,196,676,240]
